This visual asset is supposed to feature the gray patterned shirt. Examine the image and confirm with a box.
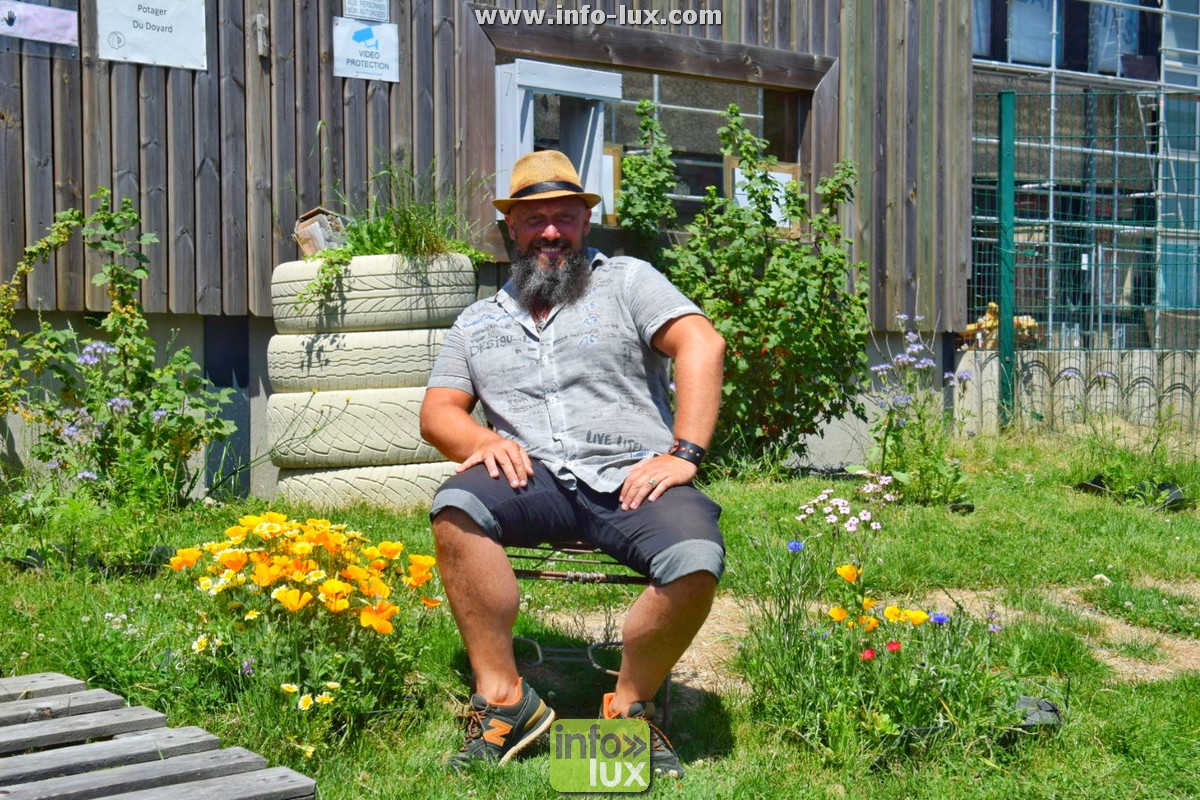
[427,250,704,492]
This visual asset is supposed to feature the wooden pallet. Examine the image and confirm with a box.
[0,673,315,800]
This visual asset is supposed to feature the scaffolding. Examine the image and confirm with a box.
[971,88,1200,350]
[970,0,1200,351]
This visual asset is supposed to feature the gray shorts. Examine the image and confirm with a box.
[430,461,724,585]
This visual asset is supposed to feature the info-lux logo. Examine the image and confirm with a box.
[548,719,650,793]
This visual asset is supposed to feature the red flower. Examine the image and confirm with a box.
[886,640,902,653]
[860,648,877,661]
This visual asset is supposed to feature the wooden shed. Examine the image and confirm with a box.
[0,0,973,489]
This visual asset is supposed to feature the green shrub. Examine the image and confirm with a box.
[2,189,234,514]
[615,99,676,258]
[665,105,870,475]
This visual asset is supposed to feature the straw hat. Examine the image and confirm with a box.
[493,150,602,214]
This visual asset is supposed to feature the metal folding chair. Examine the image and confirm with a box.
[508,541,672,727]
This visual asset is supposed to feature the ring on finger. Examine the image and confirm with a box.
[646,477,659,488]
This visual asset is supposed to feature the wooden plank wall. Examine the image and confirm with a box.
[0,0,461,318]
[840,0,972,332]
[0,0,967,332]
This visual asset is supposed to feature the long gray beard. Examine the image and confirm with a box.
[510,249,592,310]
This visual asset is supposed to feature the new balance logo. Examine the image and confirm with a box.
[482,718,512,746]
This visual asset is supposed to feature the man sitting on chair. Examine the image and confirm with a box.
[420,149,726,779]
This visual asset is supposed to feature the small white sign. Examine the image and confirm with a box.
[343,0,388,23]
[97,0,206,71]
[332,17,399,83]
[0,1,79,47]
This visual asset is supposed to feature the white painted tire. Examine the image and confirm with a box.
[268,387,439,468]
[276,462,458,509]
[272,253,476,334]
[267,329,448,392]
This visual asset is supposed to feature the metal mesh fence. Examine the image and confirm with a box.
[972,91,1200,350]
[966,92,1200,456]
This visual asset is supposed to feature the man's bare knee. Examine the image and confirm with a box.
[432,507,486,545]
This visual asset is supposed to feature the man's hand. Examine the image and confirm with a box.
[457,437,535,489]
[619,453,698,511]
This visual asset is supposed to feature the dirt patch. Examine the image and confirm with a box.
[536,583,1200,690]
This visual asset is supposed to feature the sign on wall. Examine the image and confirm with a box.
[0,1,79,47]
[343,0,388,23]
[332,16,399,83]
[96,0,207,70]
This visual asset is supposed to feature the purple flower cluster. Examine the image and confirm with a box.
[107,397,133,415]
[76,341,117,367]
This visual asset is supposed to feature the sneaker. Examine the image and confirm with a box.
[602,692,684,779]
[450,679,556,770]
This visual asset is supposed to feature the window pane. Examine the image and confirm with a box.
[1091,5,1140,74]
[973,0,992,57]
[1165,0,1199,66]
[1008,0,1064,66]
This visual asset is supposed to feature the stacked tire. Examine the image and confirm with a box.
[267,254,477,509]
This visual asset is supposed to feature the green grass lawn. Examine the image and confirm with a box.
[2,433,1199,799]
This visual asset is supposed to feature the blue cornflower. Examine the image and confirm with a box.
[915,357,936,369]
[77,470,99,482]
[76,353,100,366]
[892,353,916,368]
[151,409,169,423]
[786,540,804,553]
[931,612,950,625]
[905,331,921,344]
[870,364,893,374]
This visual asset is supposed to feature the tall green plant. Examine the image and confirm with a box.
[665,105,870,474]
[4,189,234,509]
[616,99,677,259]
[296,161,489,312]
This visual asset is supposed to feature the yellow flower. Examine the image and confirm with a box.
[224,525,249,543]
[280,683,299,694]
[360,600,398,635]
[244,610,261,620]
[169,548,202,570]
[835,563,860,583]
[197,576,214,592]
[297,694,314,711]
[303,569,327,584]
[859,615,880,632]
[377,541,405,559]
[191,634,209,653]
[420,596,443,609]
[291,541,314,557]
[254,521,283,540]
[884,605,905,622]
[324,681,341,690]
[828,606,849,623]
[360,576,391,600]
[341,564,370,582]
[302,745,315,759]
[862,597,879,611]
[217,550,249,573]
[315,692,334,705]
[272,586,313,613]
[904,609,930,626]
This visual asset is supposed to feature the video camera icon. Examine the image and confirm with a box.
[352,27,379,50]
